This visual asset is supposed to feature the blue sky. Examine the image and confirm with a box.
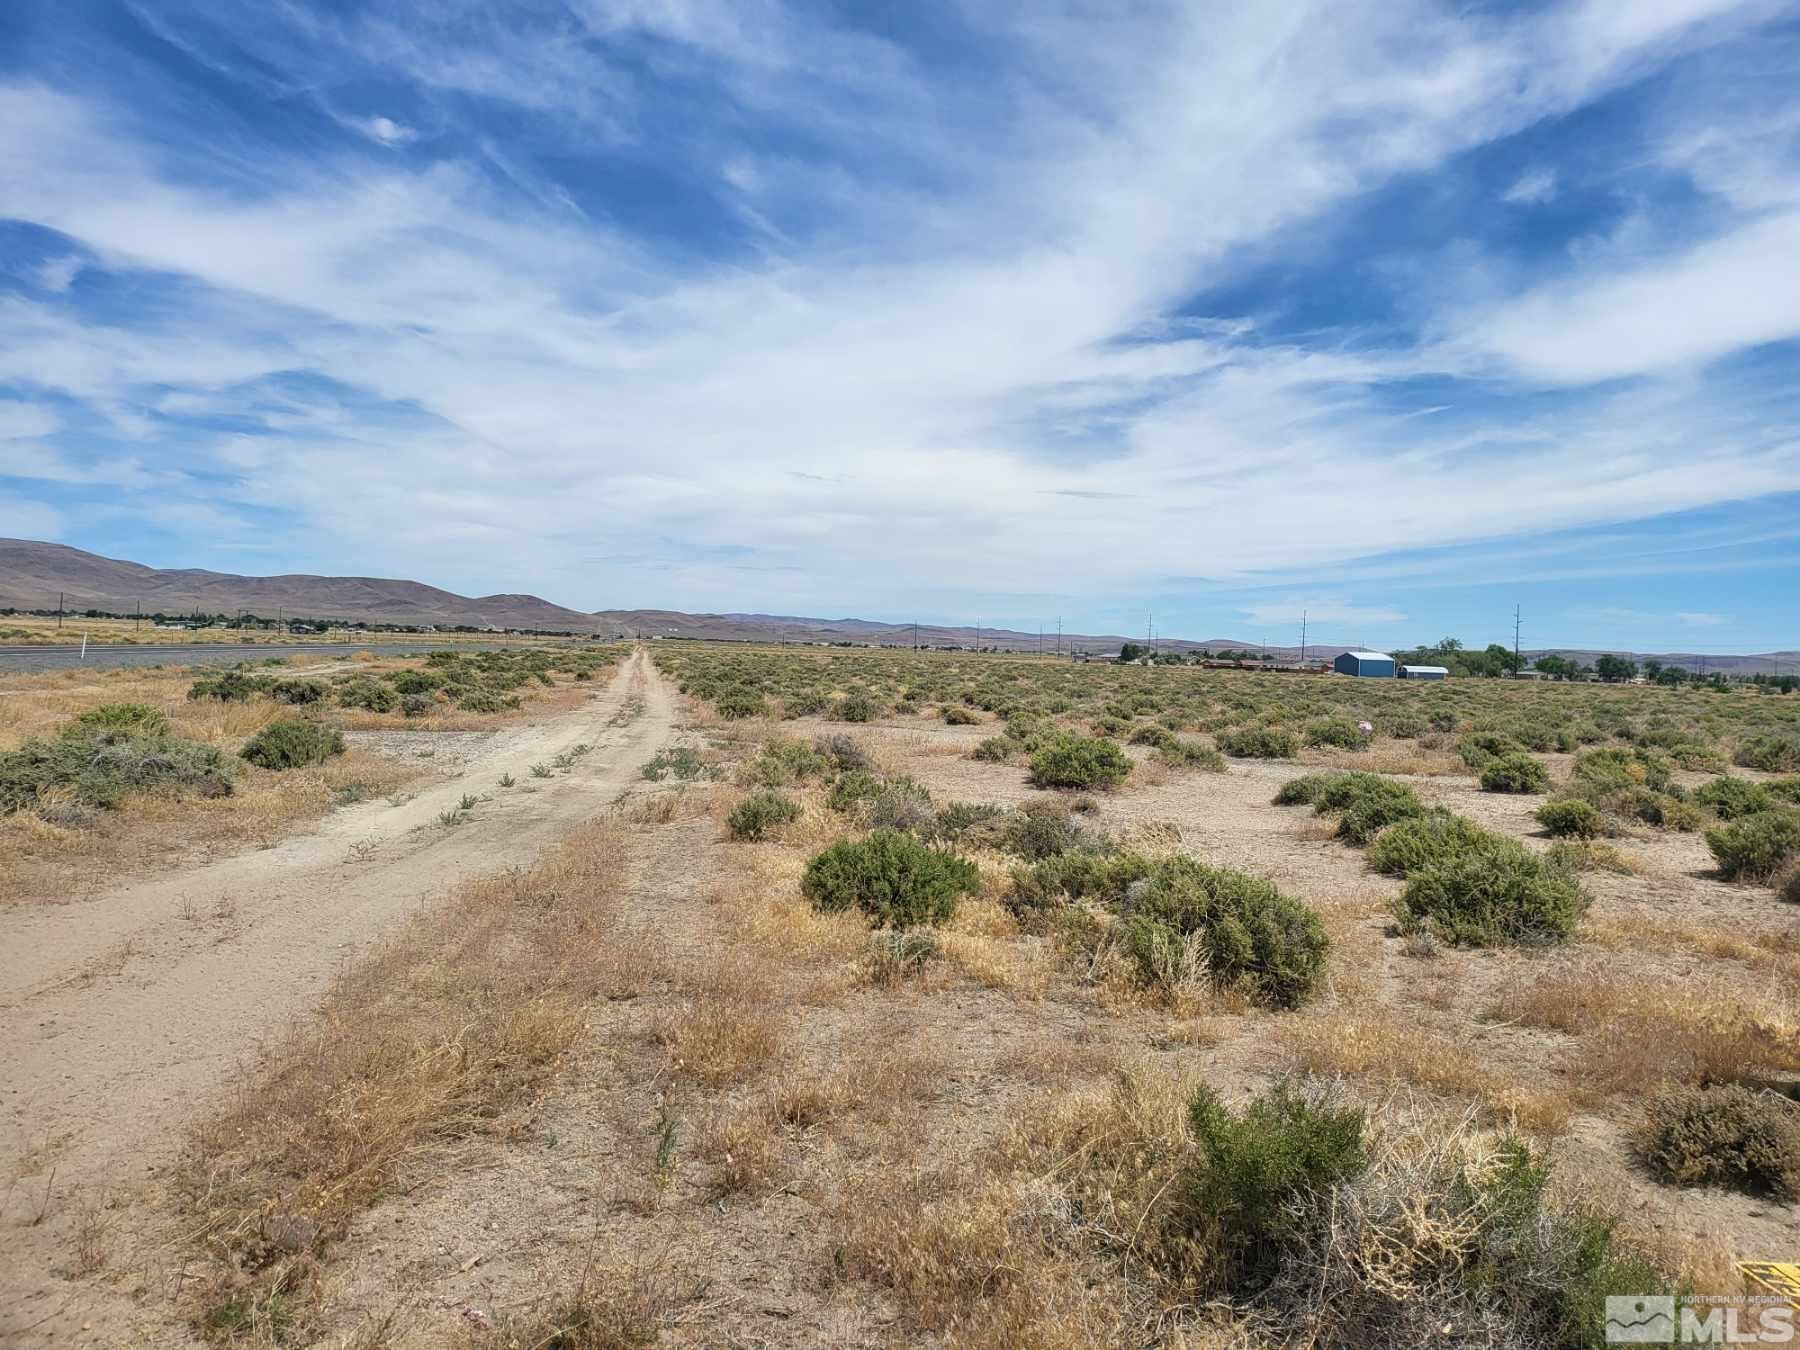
[2,0,1799,652]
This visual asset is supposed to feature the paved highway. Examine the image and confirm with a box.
[0,640,554,674]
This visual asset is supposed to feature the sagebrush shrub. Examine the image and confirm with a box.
[1365,809,1493,876]
[714,687,766,719]
[1635,1083,1799,1200]
[188,670,271,702]
[743,738,825,786]
[337,678,399,713]
[1007,848,1153,922]
[1303,715,1365,750]
[66,703,169,737]
[800,829,979,927]
[1028,734,1131,790]
[1480,751,1549,794]
[835,690,879,723]
[1735,733,1800,774]
[1692,777,1773,820]
[1456,731,1525,770]
[1174,1082,1366,1292]
[241,720,345,770]
[942,705,979,725]
[866,781,936,833]
[1705,809,1800,881]
[1396,841,1586,946]
[1124,857,1330,1007]
[1155,739,1227,772]
[1000,798,1082,860]
[271,678,328,705]
[971,736,1016,763]
[726,789,800,841]
[1,728,234,812]
[812,733,872,773]
[1217,726,1298,759]
[1535,798,1602,839]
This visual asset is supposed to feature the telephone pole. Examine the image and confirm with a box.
[57,591,63,630]
[1300,610,1308,667]
[1056,616,1062,656]
[1513,605,1522,675]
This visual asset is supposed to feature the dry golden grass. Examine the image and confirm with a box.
[1581,910,1800,979]
[1277,1010,1572,1134]
[1316,743,1465,776]
[175,813,639,1331]
[1491,962,1800,1102]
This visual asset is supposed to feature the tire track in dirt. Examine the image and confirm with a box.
[0,649,677,1344]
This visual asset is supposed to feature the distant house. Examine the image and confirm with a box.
[1399,664,1448,680]
[1334,650,1396,678]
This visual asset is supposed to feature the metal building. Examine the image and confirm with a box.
[1399,664,1448,680]
[1334,649,1396,678]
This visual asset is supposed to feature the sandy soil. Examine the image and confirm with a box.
[0,650,677,1344]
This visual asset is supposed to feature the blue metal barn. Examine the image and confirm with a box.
[1334,650,1396,678]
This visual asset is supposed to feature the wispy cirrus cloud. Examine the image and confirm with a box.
[0,0,1797,648]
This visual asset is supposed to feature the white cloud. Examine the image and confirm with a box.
[33,255,84,292]
[0,0,1795,615]
[1675,610,1730,625]
[1502,167,1557,204]
[346,114,417,146]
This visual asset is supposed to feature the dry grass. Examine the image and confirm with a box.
[1491,962,1800,1102]
[175,813,639,1331]
[474,1252,710,1348]
[1581,910,1800,979]
[1277,1010,1573,1134]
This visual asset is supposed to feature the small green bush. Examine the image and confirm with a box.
[971,736,1016,763]
[1456,731,1525,771]
[1705,809,1800,881]
[812,733,872,773]
[1692,777,1773,820]
[1217,726,1298,759]
[1,729,234,812]
[942,705,979,725]
[270,678,328,705]
[825,769,885,813]
[1735,733,1800,774]
[1124,857,1331,1008]
[836,690,879,722]
[1175,1082,1366,1292]
[726,790,801,841]
[714,687,767,719]
[743,738,826,786]
[66,703,169,737]
[1397,841,1585,946]
[925,801,1004,849]
[1635,1083,1799,1201]
[1365,810,1493,876]
[800,829,979,928]
[337,679,399,713]
[241,720,345,770]
[188,670,272,702]
[1535,798,1602,839]
[1008,848,1153,922]
[1155,739,1227,772]
[387,670,440,696]
[1029,734,1132,790]
[1480,751,1549,794]
[642,747,710,782]
[455,689,520,714]
[1000,798,1083,860]
[1272,773,1333,806]
[867,780,936,833]
[1289,771,1426,845]
[1303,715,1365,750]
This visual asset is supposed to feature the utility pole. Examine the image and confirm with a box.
[1513,605,1522,676]
[1300,610,1308,667]
[57,591,63,630]
[912,620,918,651]
[974,623,980,652]
[1037,624,1042,658]
[135,599,141,631]
[1056,616,1062,657]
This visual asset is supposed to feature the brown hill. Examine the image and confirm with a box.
[0,539,601,632]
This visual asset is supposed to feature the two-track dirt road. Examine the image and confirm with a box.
[0,648,678,1344]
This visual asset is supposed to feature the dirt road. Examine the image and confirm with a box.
[0,648,676,1342]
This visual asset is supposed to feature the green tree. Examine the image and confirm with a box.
[1595,654,1637,683]
[1118,642,1145,663]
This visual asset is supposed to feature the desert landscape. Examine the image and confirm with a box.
[3,639,1796,1346]
[8,1,1800,1344]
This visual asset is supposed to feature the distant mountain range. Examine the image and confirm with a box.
[2,539,1794,673]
